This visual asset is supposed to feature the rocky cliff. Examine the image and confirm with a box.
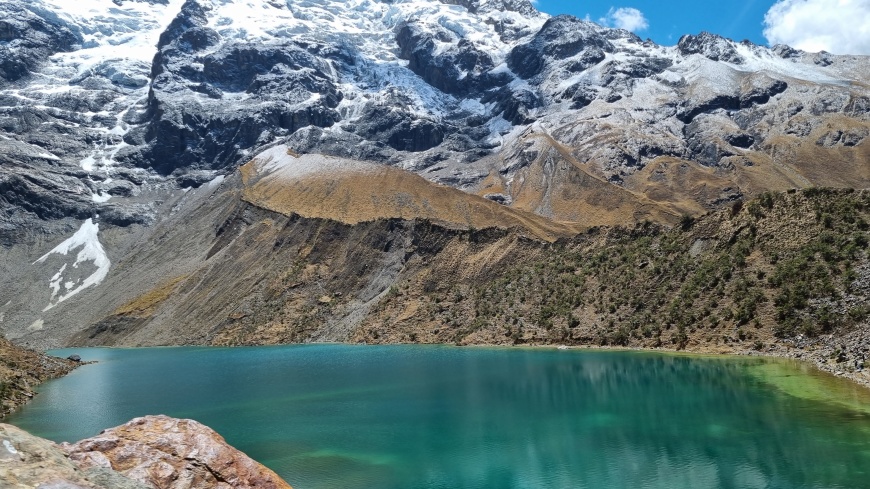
[0,415,293,489]
[0,337,77,418]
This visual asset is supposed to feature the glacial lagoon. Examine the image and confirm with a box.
[8,345,870,489]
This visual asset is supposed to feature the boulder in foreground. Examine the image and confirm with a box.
[0,415,292,489]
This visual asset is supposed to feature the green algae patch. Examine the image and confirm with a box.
[747,359,870,415]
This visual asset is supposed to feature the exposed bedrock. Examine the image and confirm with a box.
[0,3,79,84]
[0,416,293,489]
[138,0,345,174]
[346,99,447,152]
[677,78,788,123]
[677,32,745,64]
[508,16,616,79]
[396,22,509,97]
[482,86,543,125]
[439,0,537,16]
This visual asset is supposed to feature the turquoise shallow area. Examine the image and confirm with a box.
[8,345,870,489]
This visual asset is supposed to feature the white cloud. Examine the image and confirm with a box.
[763,0,870,55]
[599,7,649,33]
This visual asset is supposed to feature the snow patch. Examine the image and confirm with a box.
[91,191,111,203]
[36,152,60,161]
[48,264,67,299]
[730,43,850,85]
[484,116,514,146]
[459,98,486,115]
[38,0,187,74]
[79,154,96,172]
[34,219,111,311]
[255,145,377,181]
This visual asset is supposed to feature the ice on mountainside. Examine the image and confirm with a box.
[0,0,866,230]
[34,219,111,311]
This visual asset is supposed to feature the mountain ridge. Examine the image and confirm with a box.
[0,0,867,357]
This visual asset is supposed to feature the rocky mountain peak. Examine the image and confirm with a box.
[438,0,537,16]
[677,31,745,64]
[508,15,618,79]
[114,0,171,4]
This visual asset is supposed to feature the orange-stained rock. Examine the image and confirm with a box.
[63,415,292,489]
[0,422,149,489]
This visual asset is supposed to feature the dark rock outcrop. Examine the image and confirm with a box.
[439,0,537,16]
[600,56,672,83]
[139,1,346,174]
[676,79,787,124]
[816,128,869,147]
[0,166,94,222]
[0,4,79,84]
[725,132,754,148]
[740,79,787,108]
[396,22,506,97]
[508,16,614,79]
[482,86,543,125]
[349,98,446,152]
[677,32,744,64]
[677,94,741,123]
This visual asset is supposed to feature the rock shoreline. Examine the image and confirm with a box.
[440,337,870,390]
[533,341,870,390]
[0,337,79,419]
[751,330,870,389]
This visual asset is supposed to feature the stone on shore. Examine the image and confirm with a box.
[0,415,293,489]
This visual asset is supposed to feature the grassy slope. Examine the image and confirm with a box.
[240,152,583,242]
[355,188,869,383]
[82,187,868,386]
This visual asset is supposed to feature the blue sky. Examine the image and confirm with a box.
[532,0,870,54]
[535,0,771,45]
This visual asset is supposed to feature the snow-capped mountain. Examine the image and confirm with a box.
[0,0,868,347]
[2,0,867,226]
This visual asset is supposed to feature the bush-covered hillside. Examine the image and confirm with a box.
[358,188,869,379]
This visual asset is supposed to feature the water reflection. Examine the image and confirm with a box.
[8,346,870,489]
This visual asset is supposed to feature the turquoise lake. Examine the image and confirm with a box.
[8,345,870,489]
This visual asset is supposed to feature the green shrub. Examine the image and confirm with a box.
[680,214,695,230]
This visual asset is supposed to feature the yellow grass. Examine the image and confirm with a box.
[240,152,583,242]
[112,275,188,318]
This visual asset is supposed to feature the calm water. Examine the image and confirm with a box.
[8,345,870,489]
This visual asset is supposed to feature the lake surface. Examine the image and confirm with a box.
[8,345,870,489]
